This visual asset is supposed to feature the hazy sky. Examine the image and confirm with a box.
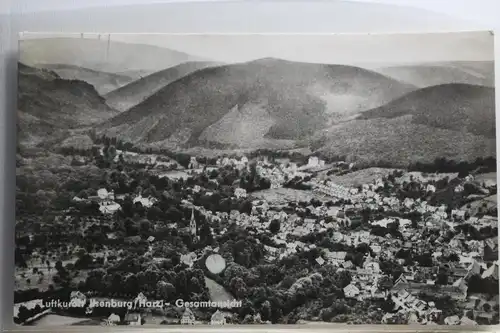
[22,31,494,65]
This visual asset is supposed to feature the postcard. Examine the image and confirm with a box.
[15,31,497,326]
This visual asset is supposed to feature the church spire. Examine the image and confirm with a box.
[190,208,197,236]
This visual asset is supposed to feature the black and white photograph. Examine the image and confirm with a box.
[15,31,498,326]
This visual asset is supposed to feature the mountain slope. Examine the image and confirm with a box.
[18,63,118,146]
[105,61,221,112]
[20,37,206,74]
[357,83,496,138]
[39,64,135,95]
[100,58,414,148]
[376,61,494,88]
[314,116,496,168]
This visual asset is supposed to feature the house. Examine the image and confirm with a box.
[391,289,428,316]
[99,200,121,214]
[460,316,477,326]
[69,291,86,307]
[180,252,198,268]
[481,261,499,280]
[133,195,156,208]
[133,292,147,308]
[484,238,498,262]
[343,284,360,298]
[342,261,353,269]
[324,250,347,264]
[315,257,325,266]
[307,156,320,168]
[234,188,247,199]
[407,311,419,324]
[181,308,195,325]
[210,310,226,325]
[188,157,199,169]
[364,261,381,274]
[124,312,142,326]
[371,245,382,254]
[444,315,460,325]
[106,313,121,325]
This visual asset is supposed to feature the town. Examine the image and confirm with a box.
[14,137,499,326]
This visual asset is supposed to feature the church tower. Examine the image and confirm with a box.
[190,209,199,242]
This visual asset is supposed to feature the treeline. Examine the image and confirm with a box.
[408,157,496,176]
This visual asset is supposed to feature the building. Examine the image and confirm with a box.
[99,200,121,214]
[69,291,87,307]
[234,188,247,199]
[210,310,226,325]
[106,313,121,325]
[484,237,498,262]
[181,308,195,325]
[324,250,347,264]
[188,157,199,169]
[190,209,199,242]
[180,252,197,268]
[391,289,428,316]
[124,312,142,326]
[133,292,147,309]
[307,156,320,168]
[315,256,325,266]
[481,261,499,280]
[343,284,360,298]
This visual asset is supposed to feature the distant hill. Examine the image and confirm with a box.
[357,83,496,138]
[20,37,207,74]
[18,63,118,146]
[105,61,221,112]
[39,64,136,95]
[100,58,414,148]
[376,61,494,88]
[115,69,155,81]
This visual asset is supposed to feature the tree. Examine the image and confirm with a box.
[157,281,175,300]
[269,220,281,234]
[436,272,449,285]
[55,260,63,271]
[378,276,394,291]
[147,207,163,221]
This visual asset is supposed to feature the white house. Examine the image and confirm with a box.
[444,315,460,325]
[133,195,156,208]
[181,308,195,325]
[343,284,360,298]
[315,257,325,266]
[210,310,226,325]
[234,188,247,199]
[180,252,198,268]
[106,313,121,325]
[99,201,121,214]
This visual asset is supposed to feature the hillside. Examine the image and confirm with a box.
[20,37,206,74]
[314,115,496,168]
[357,83,495,138]
[376,61,494,88]
[18,63,118,146]
[105,61,221,112]
[100,58,414,148]
[39,64,135,95]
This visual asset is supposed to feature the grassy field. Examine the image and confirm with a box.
[325,167,395,187]
[204,277,234,303]
[475,172,497,186]
[461,194,497,216]
[251,188,318,205]
[32,314,87,326]
[16,257,87,292]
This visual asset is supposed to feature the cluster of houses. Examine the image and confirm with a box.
[67,151,498,325]
[72,188,157,214]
